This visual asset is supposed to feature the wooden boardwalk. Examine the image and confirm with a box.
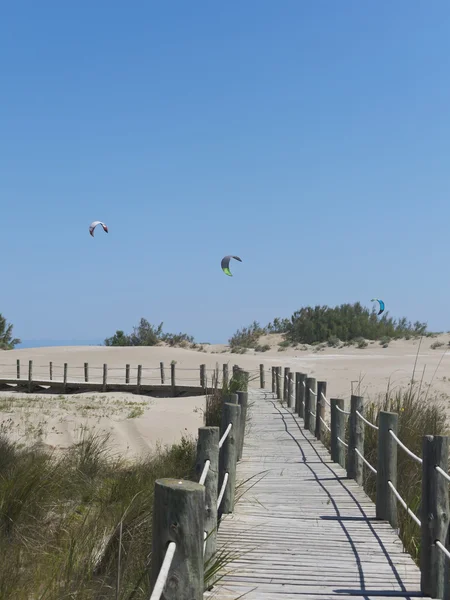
[205,389,430,600]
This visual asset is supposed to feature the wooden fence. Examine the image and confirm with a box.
[149,373,250,600]
[270,365,450,600]
[0,360,262,397]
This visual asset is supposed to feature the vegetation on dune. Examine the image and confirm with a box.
[0,313,20,350]
[0,428,197,599]
[362,385,447,564]
[105,317,194,348]
[228,302,427,350]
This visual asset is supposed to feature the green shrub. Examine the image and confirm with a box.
[255,344,271,352]
[379,336,391,346]
[356,337,368,349]
[229,321,266,349]
[327,336,340,347]
[431,340,444,349]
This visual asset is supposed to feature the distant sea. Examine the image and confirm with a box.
[17,340,104,349]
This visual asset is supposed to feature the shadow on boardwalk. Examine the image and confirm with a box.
[205,390,430,600]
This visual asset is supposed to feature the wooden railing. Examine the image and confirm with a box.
[272,365,450,600]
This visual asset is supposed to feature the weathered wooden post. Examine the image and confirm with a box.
[315,381,326,440]
[195,426,219,567]
[288,372,294,409]
[347,395,364,485]
[219,402,241,515]
[304,377,316,433]
[16,359,20,379]
[420,435,449,599]
[125,364,130,384]
[160,362,165,384]
[200,364,206,388]
[150,479,204,600]
[297,373,306,419]
[49,361,53,381]
[259,364,265,389]
[272,367,276,393]
[223,364,229,388]
[63,363,68,393]
[237,391,248,460]
[102,364,107,392]
[283,367,290,403]
[171,362,176,395]
[137,365,142,394]
[28,360,33,393]
[331,399,346,469]
[276,367,281,399]
[376,411,398,528]
[84,362,89,383]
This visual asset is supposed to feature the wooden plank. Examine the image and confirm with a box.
[207,389,430,600]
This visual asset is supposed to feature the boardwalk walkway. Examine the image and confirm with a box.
[205,389,429,600]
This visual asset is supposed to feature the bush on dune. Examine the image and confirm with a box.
[104,318,193,348]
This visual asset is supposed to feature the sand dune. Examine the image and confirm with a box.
[0,334,449,458]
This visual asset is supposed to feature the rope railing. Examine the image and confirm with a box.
[356,410,379,430]
[337,436,348,448]
[321,391,331,407]
[149,542,177,600]
[354,447,377,474]
[435,465,450,483]
[388,430,423,464]
[320,416,331,432]
[387,481,421,527]
[219,423,232,449]
[198,460,211,486]
[274,363,450,599]
[217,472,229,509]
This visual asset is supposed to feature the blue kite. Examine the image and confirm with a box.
[371,298,385,316]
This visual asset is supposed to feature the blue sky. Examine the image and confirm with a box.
[1,1,450,345]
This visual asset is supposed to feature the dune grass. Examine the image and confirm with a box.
[360,384,448,563]
[0,428,197,599]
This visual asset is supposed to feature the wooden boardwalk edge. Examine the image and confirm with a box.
[205,389,430,600]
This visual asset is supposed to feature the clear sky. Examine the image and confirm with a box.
[1,1,450,345]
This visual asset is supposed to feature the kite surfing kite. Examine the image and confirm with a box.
[89,221,108,237]
[371,298,385,316]
[221,255,242,277]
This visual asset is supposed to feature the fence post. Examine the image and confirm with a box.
[283,367,290,403]
[63,363,68,393]
[28,360,33,393]
[84,362,89,382]
[331,399,346,468]
[223,364,229,388]
[200,364,206,388]
[271,368,276,393]
[297,373,306,419]
[102,364,107,392]
[376,411,398,528]
[287,372,294,409]
[304,377,316,433]
[49,361,52,381]
[219,402,240,515]
[237,391,248,461]
[169,363,175,395]
[137,365,142,394]
[150,478,204,600]
[315,381,327,440]
[160,362,165,384]
[420,435,449,599]
[125,364,130,384]
[347,395,364,485]
[16,359,20,379]
[260,364,265,389]
[195,426,219,567]
[275,367,281,399]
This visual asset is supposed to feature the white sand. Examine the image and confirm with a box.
[1,335,449,458]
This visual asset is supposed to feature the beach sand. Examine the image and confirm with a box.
[0,334,449,458]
